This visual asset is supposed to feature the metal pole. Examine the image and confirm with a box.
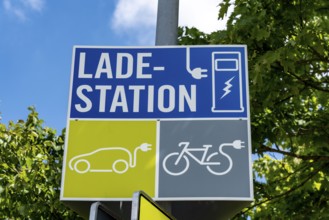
[155,0,179,45]
[155,0,179,215]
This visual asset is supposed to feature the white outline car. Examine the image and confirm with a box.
[68,143,152,174]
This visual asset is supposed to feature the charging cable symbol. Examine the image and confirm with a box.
[186,47,208,79]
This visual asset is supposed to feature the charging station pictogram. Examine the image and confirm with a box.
[61,45,252,202]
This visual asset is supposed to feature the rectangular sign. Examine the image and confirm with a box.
[69,46,248,119]
[61,45,253,203]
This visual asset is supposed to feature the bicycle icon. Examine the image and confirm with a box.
[162,140,245,176]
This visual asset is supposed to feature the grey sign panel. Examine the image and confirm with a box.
[158,120,251,199]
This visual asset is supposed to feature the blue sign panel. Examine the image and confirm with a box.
[69,46,248,119]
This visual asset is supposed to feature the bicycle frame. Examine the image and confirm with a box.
[174,142,220,166]
[163,140,245,176]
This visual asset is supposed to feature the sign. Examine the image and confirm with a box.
[69,46,248,118]
[61,45,253,202]
[131,191,175,220]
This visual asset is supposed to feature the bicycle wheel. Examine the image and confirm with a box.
[162,152,189,176]
[206,152,232,176]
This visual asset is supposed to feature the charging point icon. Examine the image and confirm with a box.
[211,52,244,113]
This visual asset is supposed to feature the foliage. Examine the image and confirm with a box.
[178,26,211,45]
[179,0,329,219]
[0,107,81,219]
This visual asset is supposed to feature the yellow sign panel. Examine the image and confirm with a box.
[140,197,171,220]
[132,191,175,220]
[62,120,157,198]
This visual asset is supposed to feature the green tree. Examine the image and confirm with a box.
[0,107,81,219]
[179,0,329,219]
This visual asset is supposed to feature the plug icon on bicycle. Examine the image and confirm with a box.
[162,140,245,176]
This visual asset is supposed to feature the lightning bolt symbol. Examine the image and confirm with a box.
[220,76,235,99]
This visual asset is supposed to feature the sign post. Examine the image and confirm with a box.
[61,45,253,219]
[155,0,179,45]
[89,202,119,220]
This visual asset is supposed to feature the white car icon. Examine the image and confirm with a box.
[68,143,152,174]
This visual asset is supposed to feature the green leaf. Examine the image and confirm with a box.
[0,107,81,219]
[182,0,329,219]
[26,157,32,170]
[313,182,321,191]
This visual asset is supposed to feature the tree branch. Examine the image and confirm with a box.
[287,71,329,93]
[234,162,328,218]
[257,144,329,161]
[308,45,329,63]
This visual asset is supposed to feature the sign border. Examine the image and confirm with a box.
[60,45,253,202]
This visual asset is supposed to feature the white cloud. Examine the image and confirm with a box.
[110,0,157,45]
[111,0,157,31]
[179,0,228,33]
[3,0,27,21]
[3,0,11,10]
[3,0,44,21]
[24,0,44,12]
[111,0,229,39]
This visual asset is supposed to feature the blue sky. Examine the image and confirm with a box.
[0,0,228,133]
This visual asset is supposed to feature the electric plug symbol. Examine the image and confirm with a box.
[232,140,245,149]
[188,67,208,79]
[186,47,208,79]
